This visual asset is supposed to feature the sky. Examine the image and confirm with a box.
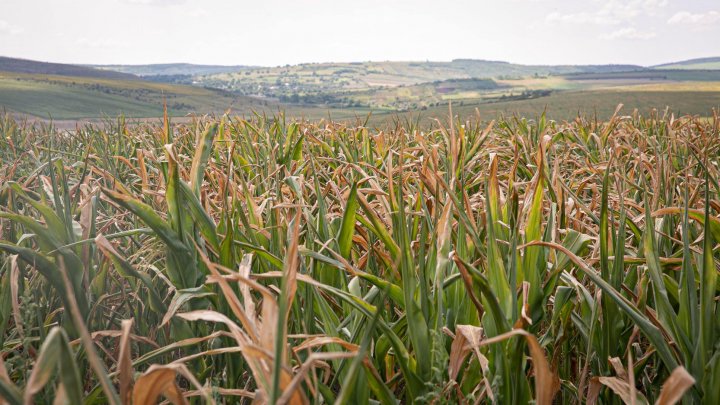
[0,0,718,67]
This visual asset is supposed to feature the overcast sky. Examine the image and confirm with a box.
[0,0,718,67]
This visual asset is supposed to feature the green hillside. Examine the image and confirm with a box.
[0,56,138,80]
[4,70,719,124]
[378,81,720,124]
[563,69,720,81]
[196,60,643,98]
[4,56,720,123]
[0,71,270,119]
[91,63,253,77]
[654,57,720,70]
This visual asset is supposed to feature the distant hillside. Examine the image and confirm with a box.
[4,55,720,121]
[653,57,720,70]
[393,81,720,124]
[448,59,644,76]
[562,70,720,81]
[96,60,646,82]
[194,60,647,104]
[91,63,251,77]
[0,70,271,119]
[0,56,138,80]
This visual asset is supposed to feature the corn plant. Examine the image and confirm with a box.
[0,107,717,404]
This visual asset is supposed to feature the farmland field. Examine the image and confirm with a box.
[3,56,720,124]
[0,106,717,403]
[0,71,271,120]
[3,69,720,128]
[653,57,720,71]
[397,82,720,124]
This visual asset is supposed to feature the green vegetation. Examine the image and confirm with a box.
[0,71,270,119]
[90,63,253,77]
[0,107,717,403]
[195,60,641,106]
[3,56,720,122]
[562,70,720,82]
[0,56,138,80]
[326,78,505,111]
[2,69,720,124]
[191,59,720,113]
[654,57,720,70]
[400,83,720,123]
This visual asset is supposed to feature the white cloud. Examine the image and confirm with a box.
[667,10,720,26]
[76,37,130,48]
[546,0,669,26]
[0,20,23,36]
[546,11,617,25]
[643,0,669,8]
[185,8,210,17]
[601,27,657,40]
[121,0,186,5]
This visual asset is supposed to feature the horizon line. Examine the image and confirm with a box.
[3,54,720,70]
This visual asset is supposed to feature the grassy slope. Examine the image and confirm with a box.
[0,71,274,119]
[4,71,718,124]
[198,60,642,93]
[375,82,720,125]
[331,78,503,110]
[3,62,720,123]
[340,73,720,113]
[654,57,720,70]
[91,63,253,76]
[0,73,162,118]
[198,60,720,114]
[0,56,138,80]
[562,70,720,81]
[655,62,720,70]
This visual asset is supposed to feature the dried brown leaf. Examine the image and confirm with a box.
[655,367,694,405]
[476,328,559,405]
[132,366,187,405]
[9,255,23,337]
[118,319,134,404]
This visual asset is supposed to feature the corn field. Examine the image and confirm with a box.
[0,106,719,404]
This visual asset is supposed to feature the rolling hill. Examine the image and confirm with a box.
[653,57,720,70]
[0,70,272,120]
[3,55,720,123]
[195,59,645,98]
[0,56,288,120]
[90,63,253,77]
[380,81,720,125]
[0,56,139,80]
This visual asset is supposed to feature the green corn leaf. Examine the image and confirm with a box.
[337,182,358,260]
[102,187,195,288]
[485,181,513,322]
[0,242,84,320]
[189,122,218,196]
[529,240,679,370]
[177,180,220,250]
[102,188,189,256]
[523,158,546,322]
[642,187,690,359]
[95,234,167,314]
[23,327,83,405]
[697,175,717,373]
